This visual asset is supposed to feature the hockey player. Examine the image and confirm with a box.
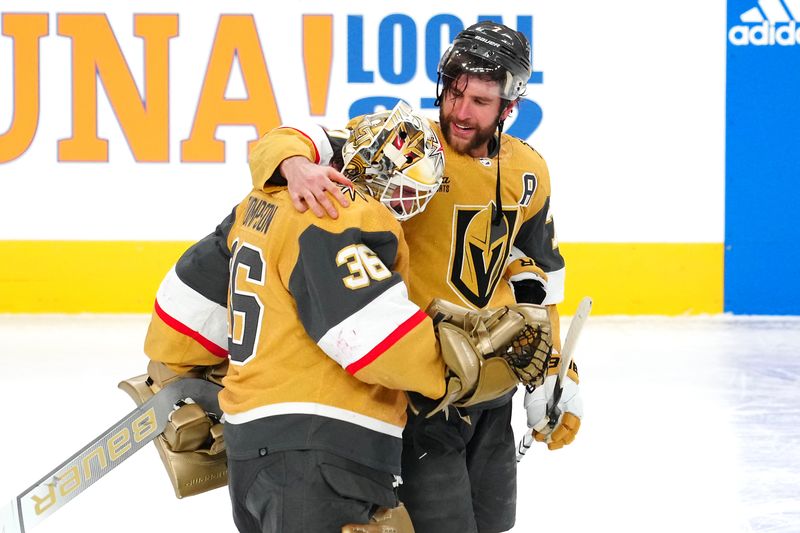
[249,22,583,533]
[136,102,553,533]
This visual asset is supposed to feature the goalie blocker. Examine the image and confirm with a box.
[424,299,553,417]
[118,360,228,498]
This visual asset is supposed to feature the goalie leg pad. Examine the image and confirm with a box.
[119,374,228,498]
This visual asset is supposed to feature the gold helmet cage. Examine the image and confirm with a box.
[342,101,445,221]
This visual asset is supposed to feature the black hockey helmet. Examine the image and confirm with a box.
[437,21,532,101]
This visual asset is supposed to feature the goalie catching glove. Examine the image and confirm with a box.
[119,360,228,497]
[424,299,553,417]
[524,353,582,450]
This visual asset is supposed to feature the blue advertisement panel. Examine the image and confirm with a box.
[726,0,800,314]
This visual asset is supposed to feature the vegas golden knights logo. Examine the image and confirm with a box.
[449,203,518,308]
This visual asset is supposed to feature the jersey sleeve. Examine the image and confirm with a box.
[249,122,349,188]
[288,223,445,399]
[144,209,235,373]
[513,196,566,306]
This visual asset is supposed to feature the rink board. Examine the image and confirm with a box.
[0,240,723,315]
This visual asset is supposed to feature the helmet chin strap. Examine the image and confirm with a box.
[492,118,505,226]
[434,73,444,107]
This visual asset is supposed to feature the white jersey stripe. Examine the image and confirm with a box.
[542,266,566,306]
[317,282,421,370]
[156,266,228,350]
[223,401,404,438]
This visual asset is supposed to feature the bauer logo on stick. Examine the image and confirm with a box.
[24,407,157,518]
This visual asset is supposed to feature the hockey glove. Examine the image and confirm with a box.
[523,353,582,450]
[119,360,228,497]
[425,299,552,417]
[504,249,548,305]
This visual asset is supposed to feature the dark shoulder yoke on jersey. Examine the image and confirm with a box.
[513,196,564,273]
[289,224,403,342]
[267,130,347,185]
[174,208,236,307]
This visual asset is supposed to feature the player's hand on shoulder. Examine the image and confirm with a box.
[279,156,353,218]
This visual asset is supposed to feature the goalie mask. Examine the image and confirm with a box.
[342,101,445,221]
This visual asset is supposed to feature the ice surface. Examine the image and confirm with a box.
[1,314,798,532]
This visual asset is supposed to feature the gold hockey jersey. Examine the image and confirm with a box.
[146,182,445,474]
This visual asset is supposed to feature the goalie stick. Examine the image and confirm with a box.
[516,296,592,461]
[0,378,222,533]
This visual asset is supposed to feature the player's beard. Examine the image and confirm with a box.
[439,110,497,157]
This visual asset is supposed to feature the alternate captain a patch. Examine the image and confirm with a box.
[448,202,519,308]
[519,172,537,207]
